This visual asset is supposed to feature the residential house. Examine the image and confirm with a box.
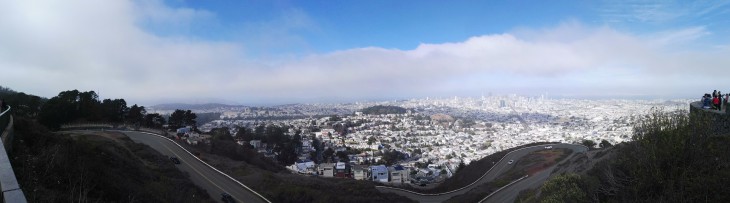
[352,165,368,180]
[318,163,335,178]
[371,165,389,183]
[335,162,350,178]
[250,140,262,149]
[389,165,408,184]
[289,159,316,174]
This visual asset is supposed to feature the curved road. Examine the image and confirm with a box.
[481,144,586,203]
[376,144,586,203]
[66,129,268,203]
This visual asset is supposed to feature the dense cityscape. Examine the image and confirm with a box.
[149,95,691,185]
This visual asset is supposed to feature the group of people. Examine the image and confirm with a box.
[701,90,729,111]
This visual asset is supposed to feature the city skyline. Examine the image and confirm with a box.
[2,0,730,105]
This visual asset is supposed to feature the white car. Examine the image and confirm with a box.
[545,145,553,149]
[508,160,514,164]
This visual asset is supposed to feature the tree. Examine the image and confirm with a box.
[143,113,165,128]
[581,140,597,149]
[599,140,613,148]
[77,91,100,120]
[367,137,377,145]
[266,125,287,146]
[336,151,349,162]
[412,148,423,156]
[292,131,303,152]
[168,109,196,130]
[126,104,146,126]
[323,148,335,163]
[382,150,403,165]
[168,110,185,129]
[39,96,75,130]
[276,143,298,166]
[311,137,322,163]
[210,127,233,141]
[183,110,197,127]
[540,173,587,203]
[100,98,128,123]
[236,127,254,141]
[328,115,341,122]
[254,125,266,140]
[457,161,466,171]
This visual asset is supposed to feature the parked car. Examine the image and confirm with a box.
[545,145,553,149]
[508,160,514,164]
[170,157,181,164]
[221,193,235,203]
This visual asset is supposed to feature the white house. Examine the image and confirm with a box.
[289,159,316,174]
[318,163,335,178]
[389,165,408,184]
[352,165,368,180]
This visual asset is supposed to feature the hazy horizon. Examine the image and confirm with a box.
[2,1,729,105]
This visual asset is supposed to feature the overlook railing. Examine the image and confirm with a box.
[0,106,28,203]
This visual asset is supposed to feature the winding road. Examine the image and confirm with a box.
[376,143,587,203]
[64,129,269,203]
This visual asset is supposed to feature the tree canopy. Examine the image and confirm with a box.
[360,105,407,115]
[34,89,164,130]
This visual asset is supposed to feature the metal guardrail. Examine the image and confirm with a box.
[0,106,28,203]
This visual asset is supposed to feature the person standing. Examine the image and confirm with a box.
[719,91,723,110]
[713,95,721,110]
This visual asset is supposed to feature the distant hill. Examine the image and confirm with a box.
[150,103,247,110]
[360,105,408,115]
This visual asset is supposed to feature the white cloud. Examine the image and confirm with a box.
[0,0,728,105]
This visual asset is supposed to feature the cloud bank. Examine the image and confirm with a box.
[0,0,728,105]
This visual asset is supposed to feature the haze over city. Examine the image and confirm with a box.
[2,0,730,105]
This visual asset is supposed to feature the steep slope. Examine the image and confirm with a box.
[9,118,214,203]
[519,109,730,202]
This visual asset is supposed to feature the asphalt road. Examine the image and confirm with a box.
[376,143,586,203]
[118,130,269,203]
[482,144,586,203]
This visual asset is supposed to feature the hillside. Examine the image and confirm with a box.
[389,142,558,194]
[518,108,730,202]
[9,118,214,203]
[360,105,408,115]
[174,136,416,203]
[150,103,245,111]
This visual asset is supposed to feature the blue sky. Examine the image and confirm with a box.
[151,0,730,53]
[1,0,730,105]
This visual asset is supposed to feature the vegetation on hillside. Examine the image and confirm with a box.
[360,105,407,115]
[34,89,179,130]
[395,142,557,194]
[446,148,572,203]
[0,86,45,118]
[529,108,730,202]
[9,118,213,203]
